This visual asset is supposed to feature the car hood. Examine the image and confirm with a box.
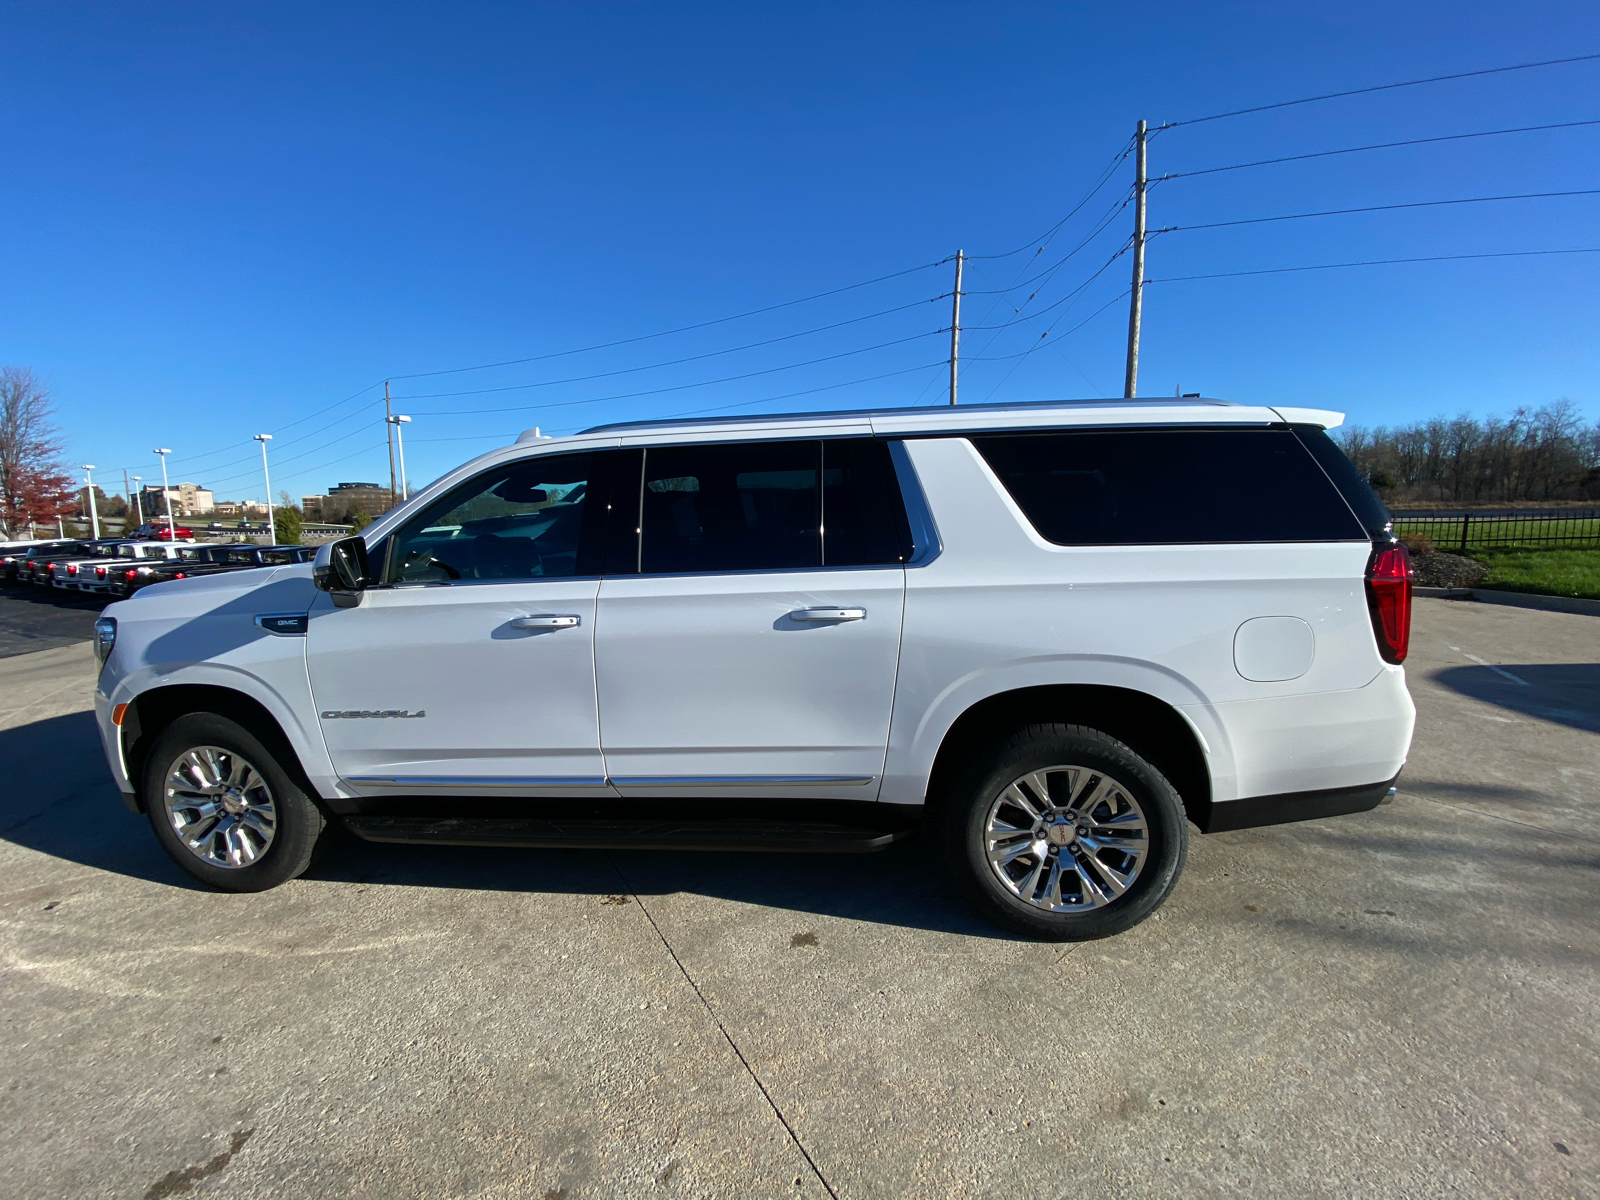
[113,562,318,618]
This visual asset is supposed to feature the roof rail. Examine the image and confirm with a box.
[577,395,1236,437]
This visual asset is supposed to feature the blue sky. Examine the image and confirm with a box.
[3,1,1597,505]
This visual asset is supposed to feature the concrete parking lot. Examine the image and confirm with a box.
[0,595,1594,1199]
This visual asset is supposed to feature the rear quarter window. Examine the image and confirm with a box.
[972,426,1367,545]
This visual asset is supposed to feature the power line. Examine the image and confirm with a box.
[965,137,1136,261]
[1163,188,1600,233]
[961,242,1132,331]
[639,360,950,423]
[1146,246,1600,282]
[967,288,1132,364]
[387,260,952,382]
[408,330,950,416]
[961,188,1134,296]
[1161,51,1600,130]
[1160,118,1600,180]
[202,421,384,490]
[262,442,391,491]
[390,297,947,402]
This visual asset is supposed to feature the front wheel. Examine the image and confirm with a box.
[143,712,328,892]
[942,723,1188,940]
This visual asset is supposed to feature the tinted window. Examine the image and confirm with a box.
[387,451,600,583]
[973,427,1367,545]
[1291,425,1390,539]
[640,441,820,573]
[822,439,906,566]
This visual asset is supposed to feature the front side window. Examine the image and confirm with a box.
[386,451,598,583]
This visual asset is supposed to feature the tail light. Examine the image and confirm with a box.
[124,569,138,580]
[67,564,78,575]
[173,571,187,579]
[96,566,107,578]
[1365,542,1413,664]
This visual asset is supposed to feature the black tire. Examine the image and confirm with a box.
[143,712,328,892]
[941,723,1188,940]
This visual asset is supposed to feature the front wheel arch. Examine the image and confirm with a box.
[124,685,315,815]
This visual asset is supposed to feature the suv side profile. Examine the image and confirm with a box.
[92,399,1414,940]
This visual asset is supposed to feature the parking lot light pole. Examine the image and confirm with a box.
[82,465,100,539]
[131,477,143,525]
[388,415,412,500]
[254,434,274,541]
[153,449,176,540]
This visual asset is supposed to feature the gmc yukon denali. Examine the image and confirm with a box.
[91,398,1415,939]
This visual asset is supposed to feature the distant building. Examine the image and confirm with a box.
[213,501,270,518]
[139,483,215,516]
[301,481,394,523]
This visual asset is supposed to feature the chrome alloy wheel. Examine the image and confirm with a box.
[983,765,1150,912]
[162,746,278,869]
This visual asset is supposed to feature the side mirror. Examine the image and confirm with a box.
[313,536,372,608]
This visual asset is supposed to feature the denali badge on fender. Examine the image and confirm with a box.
[320,710,426,719]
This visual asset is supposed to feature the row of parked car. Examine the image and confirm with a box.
[0,536,314,600]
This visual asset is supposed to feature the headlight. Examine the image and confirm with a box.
[93,616,117,666]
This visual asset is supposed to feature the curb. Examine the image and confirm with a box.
[1415,586,1600,617]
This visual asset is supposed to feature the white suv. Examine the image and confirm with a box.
[92,399,1415,939]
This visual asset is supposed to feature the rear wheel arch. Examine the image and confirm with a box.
[124,685,315,814]
[923,685,1213,830]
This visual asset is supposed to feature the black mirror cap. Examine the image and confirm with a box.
[313,536,372,604]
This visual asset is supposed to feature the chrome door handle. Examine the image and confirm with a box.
[510,614,581,629]
[789,607,866,622]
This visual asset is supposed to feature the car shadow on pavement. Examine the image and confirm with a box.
[305,835,1016,940]
[1430,663,1600,733]
[0,711,201,889]
[0,708,1012,936]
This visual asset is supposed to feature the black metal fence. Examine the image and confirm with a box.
[1390,509,1600,553]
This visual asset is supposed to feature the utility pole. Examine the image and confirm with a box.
[254,434,274,542]
[82,465,100,539]
[948,250,964,405]
[1123,119,1148,399]
[384,379,398,510]
[122,468,132,532]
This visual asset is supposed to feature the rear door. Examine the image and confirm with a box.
[594,437,908,799]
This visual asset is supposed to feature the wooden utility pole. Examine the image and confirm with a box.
[948,249,964,405]
[384,379,398,509]
[1123,119,1148,398]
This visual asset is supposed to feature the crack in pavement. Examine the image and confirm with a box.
[614,865,840,1199]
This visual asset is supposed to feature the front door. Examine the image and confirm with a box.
[306,449,611,795]
[594,437,907,799]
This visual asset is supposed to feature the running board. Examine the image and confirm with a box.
[341,814,917,854]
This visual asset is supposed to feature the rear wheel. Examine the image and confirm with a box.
[942,723,1188,940]
[143,712,327,891]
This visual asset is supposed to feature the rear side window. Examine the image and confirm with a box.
[640,440,820,573]
[1291,425,1392,539]
[972,427,1367,545]
[822,439,906,567]
[622,438,908,575]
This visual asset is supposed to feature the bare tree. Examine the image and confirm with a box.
[1338,401,1600,506]
[0,366,75,537]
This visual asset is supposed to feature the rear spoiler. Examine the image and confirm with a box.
[1269,407,1345,429]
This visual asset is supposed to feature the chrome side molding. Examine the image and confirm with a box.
[610,775,876,787]
[346,775,611,788]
